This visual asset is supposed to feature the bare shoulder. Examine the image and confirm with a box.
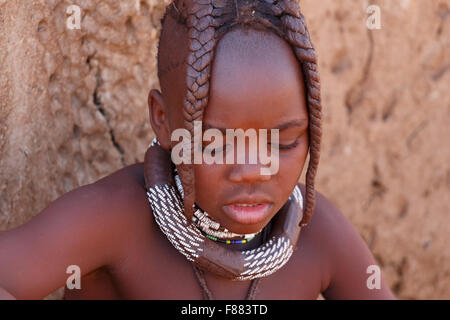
[92,162,148,214]
[293,183,347,291]
[73,162,150,231]
[296,183,395,299]
[295,183,359,273]
[90,162,153,252]
[94,162,146,193]
[296,183,353,244]
[0,163,151,299]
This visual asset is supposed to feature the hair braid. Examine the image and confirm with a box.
[272,0,322,227]
[168,0,220,221]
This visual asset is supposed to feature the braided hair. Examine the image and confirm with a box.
[157,0,322,228]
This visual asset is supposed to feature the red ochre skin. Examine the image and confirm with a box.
[0,28,395,300]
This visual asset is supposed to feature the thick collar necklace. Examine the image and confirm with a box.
[144,139,304,281]
[174,168,263,245]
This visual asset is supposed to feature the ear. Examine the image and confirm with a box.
[148,89,171,150]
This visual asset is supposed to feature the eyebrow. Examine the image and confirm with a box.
[203,119,308,134]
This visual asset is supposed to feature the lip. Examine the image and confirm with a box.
[222,201,273,225]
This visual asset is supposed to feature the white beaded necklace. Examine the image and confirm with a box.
[174,168,262,243]
[145,138,304,281]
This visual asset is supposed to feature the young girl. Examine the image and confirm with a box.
[0,0,395,300]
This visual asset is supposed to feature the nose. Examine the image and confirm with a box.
[225,136,275,183]
[227,163,272,183]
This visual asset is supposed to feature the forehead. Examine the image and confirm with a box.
[206,26,307,127]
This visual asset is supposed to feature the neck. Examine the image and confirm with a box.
[218,232,262,251]
[214,222,270,252]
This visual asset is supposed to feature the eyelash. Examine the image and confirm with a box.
[202,145,225,154]
[278,140,300,150]
[273,139,300,150]
[202,139,300,153]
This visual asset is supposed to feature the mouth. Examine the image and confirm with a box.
[222,202,273,225]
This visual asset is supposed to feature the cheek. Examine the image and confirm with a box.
[193,164,225,206]
[278,136,309,179]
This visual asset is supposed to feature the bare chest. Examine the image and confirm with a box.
[64,227,325,300]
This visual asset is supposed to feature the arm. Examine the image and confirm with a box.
[310,190,396,300]
[0,286,15,300]
[0,180,133,300]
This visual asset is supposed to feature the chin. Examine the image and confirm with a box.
[221,217,270,235]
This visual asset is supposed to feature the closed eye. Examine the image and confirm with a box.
[271,139,300,150]
[202,144,229,154]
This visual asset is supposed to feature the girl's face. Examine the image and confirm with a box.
[192,28,310,234]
